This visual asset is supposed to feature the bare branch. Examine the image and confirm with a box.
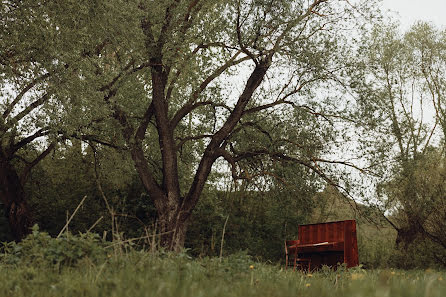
[216,145,366,219]
[10,128,50,154]
[171,101,232,129]
[20,142,56,184]
[7,93,49,129]
[166,42,239,101]
[229,121,273,143]
[236,1,258,64]
[270,0,328,54]
[99,59,135,92]
[170,52,252,128]
[2,72,51,119]
[176,134,213,151]
[242,99,293,115]
[69,134,122,149]
[311,157,377,176]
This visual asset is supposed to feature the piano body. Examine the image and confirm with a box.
[295,220,359,270]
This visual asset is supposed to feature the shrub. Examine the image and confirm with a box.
[1,225,106,268]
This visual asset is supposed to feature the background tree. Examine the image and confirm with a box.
[0,1,60,240]
[0,0,142,239]
[352,22,446,260]
[2,0,377,251]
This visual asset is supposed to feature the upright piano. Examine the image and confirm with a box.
[292,220,359,270]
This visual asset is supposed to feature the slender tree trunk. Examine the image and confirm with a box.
[0,157,32,241]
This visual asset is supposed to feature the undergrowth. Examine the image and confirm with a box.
[0,230,445,297]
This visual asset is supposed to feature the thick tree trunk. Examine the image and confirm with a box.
[158,207,189,252]
[0,158,32,241]
[130,145,189,251]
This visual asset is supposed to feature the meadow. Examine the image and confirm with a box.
[1,246,445,297]
[0,228,444,297]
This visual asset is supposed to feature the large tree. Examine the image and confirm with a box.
[0,0,135,239]
[0,1,59,240]
[352,22,446,249]
[102,0,373,250]
[2,0,375,248]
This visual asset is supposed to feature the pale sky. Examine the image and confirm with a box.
[381,0,446,30]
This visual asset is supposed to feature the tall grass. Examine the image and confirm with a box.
[1,250,445,297]
[0,229,444,297]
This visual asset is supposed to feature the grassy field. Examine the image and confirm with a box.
[1,251,445,297]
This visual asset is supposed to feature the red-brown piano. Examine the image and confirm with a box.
[286,220,359,271]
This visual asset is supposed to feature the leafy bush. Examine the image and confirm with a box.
[186,188,313,261]
[1,225,106,268]
[389,237,446,269]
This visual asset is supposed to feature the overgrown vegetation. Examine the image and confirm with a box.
[0,233,445,297]
[1,226,106,268]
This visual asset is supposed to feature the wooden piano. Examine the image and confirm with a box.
[286,220,359,270]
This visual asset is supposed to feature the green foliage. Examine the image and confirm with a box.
[185,180,317,261]
[357,225,396,269]
[1,226,106,268]
[1,0,381,254]
[376,149,446,268]
[3,0,445,272]
[0,245,445,297]
[350,21,446,268]
[388,236,446,270]
[22,142,155,240]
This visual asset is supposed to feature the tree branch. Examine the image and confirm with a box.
[20,142,56,184]
[6,93,49,129]
[171,101,232,129]
[166,42,239,102]
[135,103,154,143]
[236,0,258,64]
[170,52,249,129]
[176,134,213,151]
[9,128,50,155]
[184,58,271,215]
[2,72,51,120]
[68,134,122,149]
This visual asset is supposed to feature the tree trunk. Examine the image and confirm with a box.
[395,222,423,249]
[158,207,189,252]
[130,145,189,251]
[0,157,32,241]
[127,58,271,252]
